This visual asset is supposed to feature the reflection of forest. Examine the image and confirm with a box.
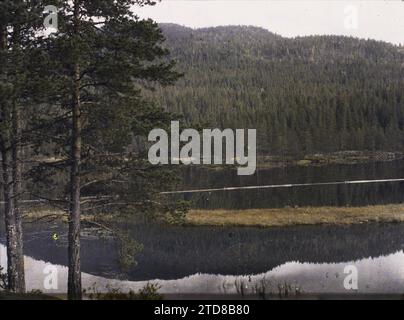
[176,160,404,209]
[4,221,404,282]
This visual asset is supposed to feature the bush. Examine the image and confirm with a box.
[86,282,163,300]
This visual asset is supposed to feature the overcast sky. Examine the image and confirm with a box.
[136,1,404,45]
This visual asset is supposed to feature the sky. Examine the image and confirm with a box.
[136,0,404,45]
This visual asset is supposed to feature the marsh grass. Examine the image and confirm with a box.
[187,204,404,227]
[85,282,163,300]
[22,203,404,228]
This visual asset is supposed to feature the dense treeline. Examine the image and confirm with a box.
[152,24,404,156]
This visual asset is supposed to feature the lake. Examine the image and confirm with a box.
[175,159,404,209]
[1,160,404,297]
[1,221,404,297]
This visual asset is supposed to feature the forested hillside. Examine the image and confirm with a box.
[152,24,404,156]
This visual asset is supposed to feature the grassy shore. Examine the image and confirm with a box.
[23,203,404,228]
[257,151,403,169]
[186,204,404,227]
[195,151,404,171]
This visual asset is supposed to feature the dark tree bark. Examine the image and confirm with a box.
[12,101,25,293]
[11,17,25,293]
[2,147,25,293]
[0,22,26,294]
[68,0,82,300]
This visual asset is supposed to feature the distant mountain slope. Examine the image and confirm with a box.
[153,24,404,155]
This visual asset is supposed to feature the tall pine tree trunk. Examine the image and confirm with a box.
[12,101,25,293]
[12,16,25,293]
[2,147,25,293]
[68,0,82,300]
[0,22,25,294]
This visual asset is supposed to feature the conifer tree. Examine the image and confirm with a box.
[0,0,44,294]
[36,0,180,299]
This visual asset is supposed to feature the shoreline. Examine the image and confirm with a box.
[21,203,404,229]
[258,150,404,169]
[187,151,404,171]
[186,204,404,228]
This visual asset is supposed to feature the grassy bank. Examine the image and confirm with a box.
[193,151,404,172]
[258,151,403,169]
[23,203,404,228]
[186,204,404,227]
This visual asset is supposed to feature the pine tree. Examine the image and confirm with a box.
[35,0,180,299]
[0,0,44,294]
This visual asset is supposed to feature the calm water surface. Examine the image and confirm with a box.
[1,160,404,295]
[176,160,404,209]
